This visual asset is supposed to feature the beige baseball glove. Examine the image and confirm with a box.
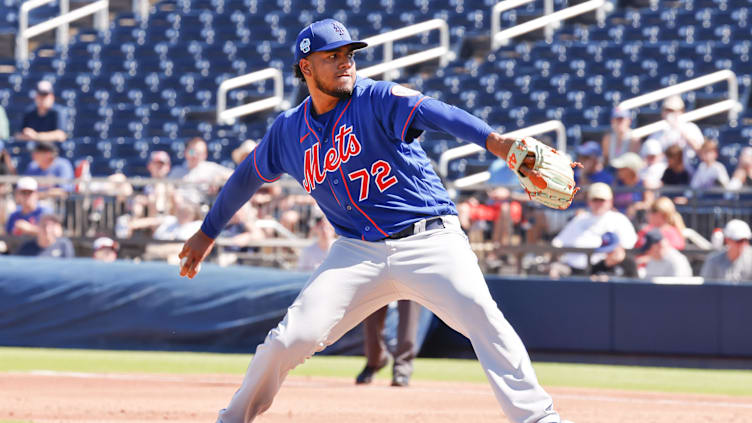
[506,137,580,210]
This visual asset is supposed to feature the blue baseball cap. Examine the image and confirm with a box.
[294,19,368,63]
[0,140,4,151]
[576,141,602,157]
[595,232,621,253]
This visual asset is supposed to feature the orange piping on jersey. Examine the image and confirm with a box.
[331,98,353,142]
[327,178,342,207]
[253,147,281,183]
[299,132,309,143]
[400,96,427,141]
[338,166,388,237]
[303,99,321,143]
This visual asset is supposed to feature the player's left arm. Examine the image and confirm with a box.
[411,97,579,209]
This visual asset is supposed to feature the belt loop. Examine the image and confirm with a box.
[414,218,426,234]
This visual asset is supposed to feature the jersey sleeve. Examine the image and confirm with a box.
[411,97,494,148]
[370,81,430,142]
[200,118,285,238]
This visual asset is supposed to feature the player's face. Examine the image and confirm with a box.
[305,46,357,98]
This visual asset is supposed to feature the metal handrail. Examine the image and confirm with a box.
[618,70,743,139]
[438,120,567,181]
[358,19,453,81]
[17,0,109,63]
[216,68,286,125]
[133,0,149,21]
[491,0,610,49]
[490,0,552,50]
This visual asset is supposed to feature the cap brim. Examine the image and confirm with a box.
[316,40,368,54]
[595,244,619,254]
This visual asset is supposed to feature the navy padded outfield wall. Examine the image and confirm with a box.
[1,256,751,357]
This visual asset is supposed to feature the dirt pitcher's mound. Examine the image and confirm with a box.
[1,372,751,422]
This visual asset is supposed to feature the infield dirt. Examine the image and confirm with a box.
[1,372,751,422]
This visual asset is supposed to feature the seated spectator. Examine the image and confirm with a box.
[610,152,652,217]
[728,147,752,191]
[551,183,637,275]
[0,140,17,232]
[5,177,48,236]
[133,151,174,217]
[700,219,752,283]
[92,236,119,262]
[14,80,67,142]
[661,144,692,186]
[639,229,692,279]
[645,95,703,166]
[15,213,74,258]
[129,196,202,241]
[590,232,638,280]
[573,141,614,186]
[636,196,686,251]
[297,212,337,271]
[690,139,730,190]
[218,204,266,251]
[601,107,638,163]
[170,137,232,183]
[0,105,8,140]
[24,141,74,195]
[231,139,258,166]
[639,139,667,189]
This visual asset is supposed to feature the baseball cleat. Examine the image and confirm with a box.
[390,374,410,387]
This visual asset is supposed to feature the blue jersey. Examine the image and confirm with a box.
[254,78,459,240]
[202,77,494,241]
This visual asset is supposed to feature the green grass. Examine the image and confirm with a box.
[2,347,751,396]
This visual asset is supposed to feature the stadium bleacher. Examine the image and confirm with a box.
[0,0,750,178]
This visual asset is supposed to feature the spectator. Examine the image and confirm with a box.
[297,213,336,271]
[700,219,752,283]
[217,204,266,252]
[639,229,692,279]
[610,152,652,217]
[15,80,67,142]
[636,196,686,251]
[573,141,614,186]
[15,213,74,258]
[690,139,730,190]
[5,176,48,236]
[644,95,703,166]
[0,104,9,140]
[729,147,752,191]
[0,140,17,176]
[590,232,638,280]
[601,107,638,163]
[130,196,203,241]
[0,140,17,234]
[92,236,119,262]
[231,139,258,166]
[661,144,692,186]
[551,182,637,275]
[169,137,232,184]
[24,141,74,195]
[137,151,174,217]
[639,139,667,189]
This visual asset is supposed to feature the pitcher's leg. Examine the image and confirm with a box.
[362,306,389,368]
[217,239,396,423]
[390,225,560,423]
[392,300,420,382]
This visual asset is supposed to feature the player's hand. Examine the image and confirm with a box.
[178,229,215,279]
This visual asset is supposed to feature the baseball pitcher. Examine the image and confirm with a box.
[179,18,577,423]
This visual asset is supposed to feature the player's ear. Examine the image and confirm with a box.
[299,58,312,78]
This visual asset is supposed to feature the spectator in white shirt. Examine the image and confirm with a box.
[639,139,667,189]
[690,139,730,190]
[169,137,233,201]
[551,182,638,275]
[645,95,704,167]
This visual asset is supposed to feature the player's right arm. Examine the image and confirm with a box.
[179,121,284,278]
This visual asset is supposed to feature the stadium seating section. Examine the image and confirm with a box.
[1,0,750,179]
